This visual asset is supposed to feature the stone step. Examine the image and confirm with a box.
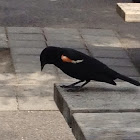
[117,3,140,22]
[72,113,140,140]
[0,111,76,140]
[54,82,140,126]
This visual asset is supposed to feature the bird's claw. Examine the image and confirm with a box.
[66,87,81,92]
[60,85,73,88]
[60,85,83,92]
[66,86,82,92]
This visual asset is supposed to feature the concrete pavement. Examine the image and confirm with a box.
[0,111,75,140]
[0,26,139,139]
[0,0,139,139]
[72,113,140,140]
[0,27,76,140]
[0,0,140,71]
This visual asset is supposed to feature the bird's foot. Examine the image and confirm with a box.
[60,84,74,88]
[60,84,84,92]
[66,86,82,92]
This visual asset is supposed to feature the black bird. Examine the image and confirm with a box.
[40,46,140,89]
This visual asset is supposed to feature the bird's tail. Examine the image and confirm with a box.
[117,73,140,86]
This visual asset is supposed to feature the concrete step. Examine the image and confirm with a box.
[54,82,140,126]
[117,3,140,22]
[0,111,76,140]
[72,113,140,140]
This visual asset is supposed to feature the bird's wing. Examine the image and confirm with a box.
[61,55,84,64]
[61,48,88,63]
[61,48,116,76]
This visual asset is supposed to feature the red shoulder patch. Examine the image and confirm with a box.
[61,55,73,63]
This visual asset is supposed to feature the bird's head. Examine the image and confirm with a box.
[40,46,60,71]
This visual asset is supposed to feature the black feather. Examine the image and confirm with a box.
[117,73,140,86]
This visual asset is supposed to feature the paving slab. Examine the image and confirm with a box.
[45,33,81,41]
[72,113,140,140]
[89,49,129,59]
[0,85,16,97]
[110,66,140,77]
[44,28,81,43]
[117,3,140,22]
[14,63,42,73]
[87,45,124,51]
[0,27,5,33]
[17,85,55,97]
[0,111,75,140]
[0,97,17,111]
[8,40,46,48]
[13,57,58,74]
[18,96,58,110]
[10,47,43,55]
[0,49,15,73]
[119,38,140,49]
[44,27,79,35]
[117,25,140,39]
[14,63,57,74]
[7,27,43,34]
[127,48,140,67]
[119,38,140,72]
[97,58,133,67]
[0,33,8,48]
[16,72,58,85]
[83,35,122,47]
[8,34,45,41]
[54,82,140,125]
[80,29,117,36]
[47,40,85,49]
[0,41,8,48]
[0,34,7,41]
[0,74,17,85]
[11,55,40,63]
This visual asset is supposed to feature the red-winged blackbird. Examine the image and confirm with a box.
[40,46,140,89]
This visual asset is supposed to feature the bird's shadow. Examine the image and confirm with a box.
[63,86,138,93]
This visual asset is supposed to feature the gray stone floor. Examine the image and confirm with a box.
[0,27,140,139]
[72,113,140,140]
[0,0,140,72]
[0,111,75,140]
[0,27,76,140]
[0,1,139,139]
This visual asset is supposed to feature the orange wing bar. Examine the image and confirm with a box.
[61,55,73,63]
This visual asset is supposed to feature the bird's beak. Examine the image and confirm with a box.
[41,64,44,71]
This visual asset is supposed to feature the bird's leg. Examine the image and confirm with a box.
[66,80,90,92]
[80,80,90,88]
[60,80,84,88]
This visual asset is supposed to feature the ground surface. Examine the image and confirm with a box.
[0,0,132,27]
[0,0,140,73]
[0,27,76,140]
[0,49,14,73]
[0,0,140,139]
